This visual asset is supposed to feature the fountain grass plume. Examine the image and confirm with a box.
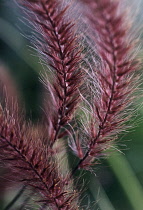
[19,0,83,146]
[70,0,141,172]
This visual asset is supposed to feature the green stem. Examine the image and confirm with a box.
[89,175,115,210]
[4,186,26,210]
[108,151,143,210]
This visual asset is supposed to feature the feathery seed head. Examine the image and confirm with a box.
[70,0,141,171]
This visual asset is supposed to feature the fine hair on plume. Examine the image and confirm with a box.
[0,0,142,209]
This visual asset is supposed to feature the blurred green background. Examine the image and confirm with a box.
[0,0,143,209]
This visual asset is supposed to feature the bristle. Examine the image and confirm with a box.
[1,0,142,208]
[70,0,141,171]
[0,104,79,209]
[20,0,83,146]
